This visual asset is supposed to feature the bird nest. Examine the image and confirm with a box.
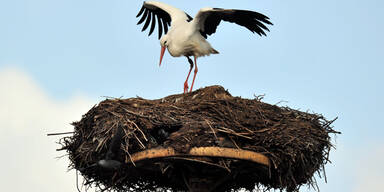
[58,85,339,192]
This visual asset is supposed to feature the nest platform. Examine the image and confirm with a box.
[59,85,339,192]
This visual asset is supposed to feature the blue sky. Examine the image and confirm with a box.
[1,0,383,191]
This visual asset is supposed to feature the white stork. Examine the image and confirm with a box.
[136,1,272,93]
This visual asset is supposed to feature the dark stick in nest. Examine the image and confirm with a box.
[55,85,340,192]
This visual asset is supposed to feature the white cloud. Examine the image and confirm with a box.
[304,141,384,192]
[352,144,384,192]
[0,67,95,192]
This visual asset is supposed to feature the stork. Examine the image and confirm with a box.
[136,1,272,93]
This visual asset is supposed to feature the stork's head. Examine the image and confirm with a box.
[159,35,169,66]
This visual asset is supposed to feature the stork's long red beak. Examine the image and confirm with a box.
[159,46,166,66]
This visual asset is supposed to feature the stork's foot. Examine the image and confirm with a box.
[184,81,189,94]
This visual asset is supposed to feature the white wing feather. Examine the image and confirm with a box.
[145,1,190,26]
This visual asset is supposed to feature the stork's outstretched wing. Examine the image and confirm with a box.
[136,1,193,39]
[194,8,273,39]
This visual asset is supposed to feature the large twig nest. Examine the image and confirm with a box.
[59,85,339,192]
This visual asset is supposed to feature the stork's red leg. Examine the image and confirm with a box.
[189,56,198,92]
[184,57,194,93]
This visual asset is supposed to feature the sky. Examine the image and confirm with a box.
[0,0,383,191]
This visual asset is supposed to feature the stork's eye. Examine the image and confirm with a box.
[164,41,167,45]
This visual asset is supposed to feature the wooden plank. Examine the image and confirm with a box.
[127,147,269,166]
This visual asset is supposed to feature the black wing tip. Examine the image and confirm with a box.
[248,11,273,36]
[137,8,148,24]
[262,18,273,26]
[236,9,273,25]
[148,12,156,36]
[136,2,172,38]
[254,26,270,37]
[186,13,193,22]
[141,9,152,31]
[136,5,145,18]
[257,13,273,26]
[202,8,272,38]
